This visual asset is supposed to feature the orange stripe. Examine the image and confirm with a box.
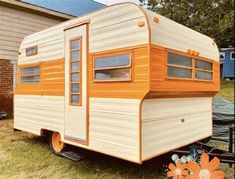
[149,45,220,96]
[15,59,65,96]
[89,46,150,99]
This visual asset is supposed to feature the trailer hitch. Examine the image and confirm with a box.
[172,126,235,165]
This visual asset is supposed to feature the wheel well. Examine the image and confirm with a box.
[40,129,52,137]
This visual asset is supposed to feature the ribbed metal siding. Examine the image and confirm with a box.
[14,95,65,135]
[18,3,148,65]
[144,9,219,61]
[89,98,140,163]
[142,97,212,160]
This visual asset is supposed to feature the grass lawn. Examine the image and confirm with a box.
[217,81,234,102]
[0,81,234,179]
[0,119,166,179]
[0,120,234,179]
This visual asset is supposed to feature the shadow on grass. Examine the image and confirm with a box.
[24,135,169,178]
[71,145,169,178]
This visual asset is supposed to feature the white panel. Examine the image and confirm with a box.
[142,97,212,160]
[90,16,148,52]
[18,27,64,64]
[88,3,148,52]
[14,95,65,135]
[18,3,148,65]
[89,98,140,163]
[144,9,219,61]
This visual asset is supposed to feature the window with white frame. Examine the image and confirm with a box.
[230,52,234,60]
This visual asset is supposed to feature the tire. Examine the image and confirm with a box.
[49,132,65,155]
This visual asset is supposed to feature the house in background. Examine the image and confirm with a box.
[219,48,235,80]
[0,0,104,116]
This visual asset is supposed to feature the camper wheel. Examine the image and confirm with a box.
[49,132,65,155]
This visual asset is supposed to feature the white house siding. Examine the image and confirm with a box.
[0,5,66,61]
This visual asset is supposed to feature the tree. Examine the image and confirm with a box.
[139,0,234,48]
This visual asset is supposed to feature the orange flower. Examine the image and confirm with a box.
[167,160,188,179]
[186,153,224,179]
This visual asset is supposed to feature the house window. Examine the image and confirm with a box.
[219,52,225,60]
[69,37,82,105]
[20,66,40,83]
[94,54,132,81]
[26,46,37,56]
[195,60,213,80]
[230,52,234,60]
[167,54,192,79]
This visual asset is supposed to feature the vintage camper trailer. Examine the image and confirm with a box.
[14,3,220,164]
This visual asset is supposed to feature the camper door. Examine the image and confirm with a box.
[64,24,88,144]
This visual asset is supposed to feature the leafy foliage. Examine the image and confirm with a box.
[139,0,234,48]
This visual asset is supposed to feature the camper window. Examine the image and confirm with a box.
[167,54,192,79]
[94,54,131,81]
[69,37,82,105]
[26,46,37,56]
[20,66,40,83]
[195,60,213,80]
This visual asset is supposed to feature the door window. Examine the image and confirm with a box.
[69,37,82,105]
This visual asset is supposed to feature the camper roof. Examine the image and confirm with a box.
[19,3,219,63]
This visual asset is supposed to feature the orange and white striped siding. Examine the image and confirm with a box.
[14,3,219,163]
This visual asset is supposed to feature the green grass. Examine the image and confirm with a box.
[0,81,234,179]
[0,121,234,179]
[217,81,234,102]
[0,119,165,179]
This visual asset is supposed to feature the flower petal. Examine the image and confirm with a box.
[200,152,209,168]
[178,175,184,179]
[179,163,188,170]
[187,160,201,174]
[167,171,174,177]
[207,157,220,171]
[182,169,189,176]
[211,171,225,179]
[168,163,176,172]
[185,175,198,179]
[176,160,181,167]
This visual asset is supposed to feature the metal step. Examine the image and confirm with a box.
[60,150,86,162]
